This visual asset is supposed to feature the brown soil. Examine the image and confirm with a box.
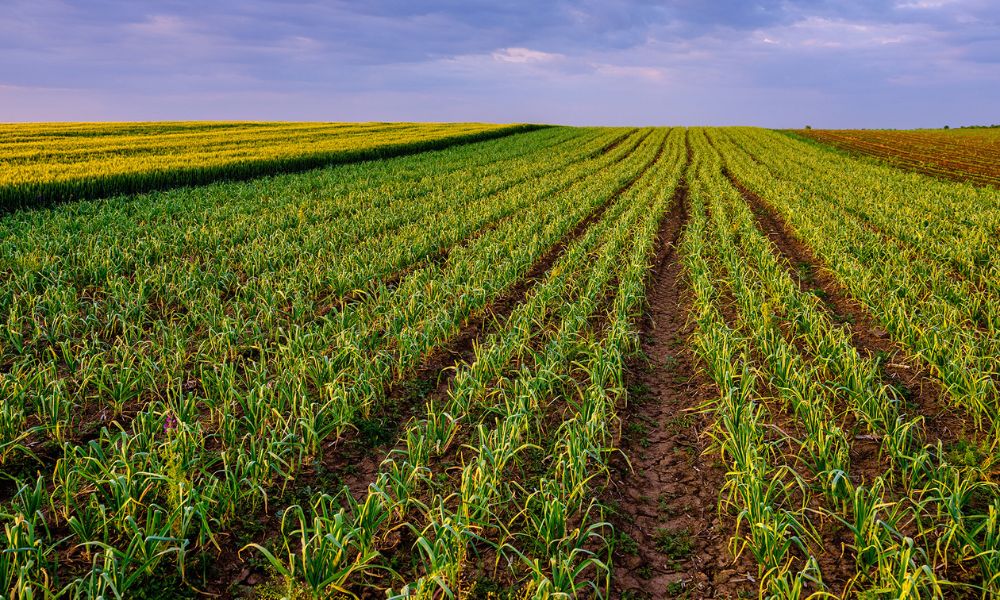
[606,138,755,599]
[721,170,970,451]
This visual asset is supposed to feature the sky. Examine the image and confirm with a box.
[2,0,998,127]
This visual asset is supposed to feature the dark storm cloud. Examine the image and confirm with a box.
[0,0,997,126]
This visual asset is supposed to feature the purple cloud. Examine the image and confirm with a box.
[1,0,997,126]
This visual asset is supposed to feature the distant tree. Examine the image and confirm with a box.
[805,125,812,130]
[944,125,950,129]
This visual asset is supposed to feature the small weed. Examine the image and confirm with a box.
[405,375,437,400]
[469,577,518,600]
[626,422,646,435]
[616,531,639,556]
[945,439,988,469]
[663,413,695,434]
[666,580,690,598]
[521,446,547,477]
[434,470,449,486]
[654,527,693,560]
[833,310,855,325]
[626,421,650,448]
[796,262,814,282]
[657,493,676,518]
[354,416,397,447]
[602,498,627,519]
[628,382,652,403]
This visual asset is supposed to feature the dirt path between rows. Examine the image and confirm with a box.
[607,137,754,599]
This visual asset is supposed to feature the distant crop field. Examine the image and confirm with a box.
[1,125,998,599]
[796,127,1000,186]
[0,121,536,210]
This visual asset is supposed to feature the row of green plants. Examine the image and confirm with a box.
[684,130,831,596]
[786,131,1000,297]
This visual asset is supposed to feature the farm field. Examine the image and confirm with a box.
[796,128,1000,187]
[1,124,998,599]
[0,121,534,211]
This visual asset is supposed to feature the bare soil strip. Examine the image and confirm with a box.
[606,138,753,599]
[721,170,969,450]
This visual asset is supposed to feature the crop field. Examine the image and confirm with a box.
[1,124,998,599]
[0,121,532,211]
[796,128,1000,187]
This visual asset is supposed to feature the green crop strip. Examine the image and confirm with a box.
[0,121,544,211]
